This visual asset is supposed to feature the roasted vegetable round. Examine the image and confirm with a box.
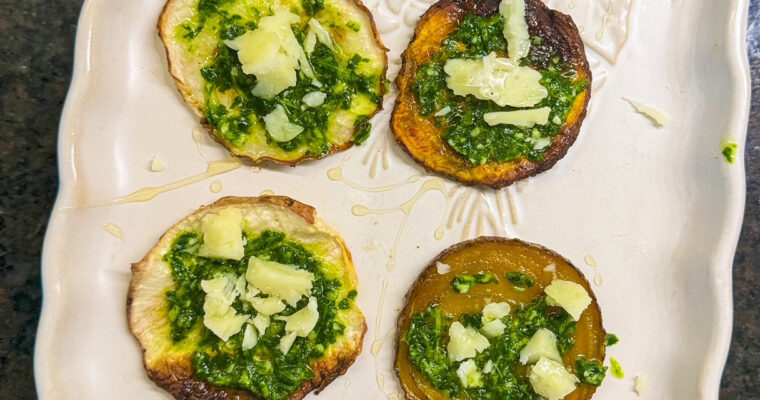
[128,196,365,399]
[159,0,388,164]
[395,237,607,400]
[392,0,591,187]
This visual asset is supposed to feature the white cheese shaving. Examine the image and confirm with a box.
[434,106,452,117]
[528,357,578,400]
[197,208,245,260]
[246,256,314,306]
[456,359,483,388]
[499,0,530,61]
[634,375,647,396]
[308,19,335,51]
[252,313,271,335]
[225,11,313,99]
[150,156,165,172]
[279,331,298,354]
[623,97,670,127]
[482,319,507,337]
[263,105,304,142]
[482,302,511,322]
[544,279,592,321]
[519,328,562,364]
[280,296,320,337]
[483,360,494,374]
[483,107,551,127]
[302,91,327,107]
[447,321,490,361]
[242,324,258,350]
[444,52,547,108]
[248,296,287,316]
[200,274,248,341]
[436,261,452,274]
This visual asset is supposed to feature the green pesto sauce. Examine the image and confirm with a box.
[163,230,355,400]
[609,357,625,379]
[411,13,588,165]
[605,333,619,346]
[721,142,738,164]
[405,296,604,399]
[506,272,535,289]
[451,273,499,293]
[179,0,382,158]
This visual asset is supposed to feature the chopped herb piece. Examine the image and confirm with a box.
[576,357,607,386]
[506,272,535,288]
[722,142,738,164]
[450,273,499,293]
[605,333,619,346]
[610,357,625,379]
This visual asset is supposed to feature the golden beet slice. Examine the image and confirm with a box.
[391,0,591,188]
[395,237,605,400]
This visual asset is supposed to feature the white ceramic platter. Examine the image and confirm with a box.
[35,0,750,398]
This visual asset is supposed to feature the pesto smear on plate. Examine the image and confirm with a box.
[411,11,588,165]
[164,229,356,400]
[175,0,383,158]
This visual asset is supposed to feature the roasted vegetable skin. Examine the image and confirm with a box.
[391,0,591,188]
[394,237,607,400]
[128,196,366,400]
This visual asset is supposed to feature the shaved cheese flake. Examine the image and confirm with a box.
[248,296,287,316]
[483,107,551,127]
[225,11,313,99]
[624,97,670,127]
[263,105,304,142]
[150,156,165,172]
[529,357,579,400]
[436,261,452,274]
[246,256,314,306]
[279,331,298,354]
[302,91,327,107]
[281,296,319,337]
[242,324,258,350]
[447,321,490,361]
[545,280,592,321]
[456,359,483,388]
[201,274,248,341]
[252,313,271,335]
[519,328,562,364]
[444,53,547,108]
[500,0,530,61]
[197,208,245,260]
[634,375,647,396]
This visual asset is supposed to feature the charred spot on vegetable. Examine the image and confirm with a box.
[451,273,499,293]
[575,357,607,386]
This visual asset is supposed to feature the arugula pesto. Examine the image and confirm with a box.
[163,230,355,400]
[506,272,535,289]
[176,0,382,158]
[405,296,604,399]
[411,13,587,165]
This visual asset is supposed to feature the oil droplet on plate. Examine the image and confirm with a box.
[103,223,124,239]
[210,180,223,193]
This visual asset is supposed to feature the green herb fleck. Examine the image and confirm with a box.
[506,272,535,289]
[302,0,324,16]
[722,141,738,164]
[346,21,361,32]
[605,333,619,346]
[610,357,625,379]
[576,357,607,386]
[450,273,499,293]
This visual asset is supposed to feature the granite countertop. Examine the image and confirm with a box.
[0,0,757,398]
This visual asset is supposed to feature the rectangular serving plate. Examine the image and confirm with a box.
[35,0,750,398]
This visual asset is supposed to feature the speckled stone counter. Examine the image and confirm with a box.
[0,1,757,398]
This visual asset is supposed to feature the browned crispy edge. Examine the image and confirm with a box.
[157,0,389,166]
[391,0,592,188]
[392,236,606,400]
[127,196,367,400]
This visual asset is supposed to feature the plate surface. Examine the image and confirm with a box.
[35,0,750,399]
